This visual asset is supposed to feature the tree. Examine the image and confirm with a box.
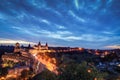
[32,69,57,80]
[0,67,8,77]
[58,61,107,80]
[20,70,29,79]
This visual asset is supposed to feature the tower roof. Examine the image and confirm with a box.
[15,42,20,47]
[45,42,48,46]
[38,41,41,46]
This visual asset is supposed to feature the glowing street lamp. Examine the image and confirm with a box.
[87,69,91,73]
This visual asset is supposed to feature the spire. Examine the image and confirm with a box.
[38,41,41,46]
[45,42,48,50]
[28,44,31,48]
[38,41,41,50]
[45,42,48,47]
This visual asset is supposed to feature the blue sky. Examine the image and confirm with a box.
[0,0,120,49]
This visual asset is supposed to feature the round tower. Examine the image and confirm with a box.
[14,42,21,54]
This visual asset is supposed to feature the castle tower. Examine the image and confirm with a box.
[14,42,21,53]
[38,42,41,50]
[45,43,48,50]
[28,44,31,49]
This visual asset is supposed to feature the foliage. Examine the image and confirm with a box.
[0,67,8,77]
[58,61,106,80]
[21,69,29,78]
[32,69,57,80]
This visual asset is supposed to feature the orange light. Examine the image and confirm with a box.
[79,48,83,50]
[94,78,97,80]
[1,77,5,79]
[87,69,91,73]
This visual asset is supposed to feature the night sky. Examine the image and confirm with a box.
[0,0,120,49]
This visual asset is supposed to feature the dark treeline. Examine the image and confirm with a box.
[0,45,14,57]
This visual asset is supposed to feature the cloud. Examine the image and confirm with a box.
[58,26,66,29]
[80,34,109,41]
[37,30,75,41]
[11,26,40,37]
[105,45,120,49]
[64,36,81,40]
[29,0,46,8]
[55,24,66,29]
[39,30,72,35]
[12,26,22,30]
[56,31,72,35]
[0,38,36,45]
[33,16,66,30]
[45,8,62,16]
[102,31,114,34]
[74,0,79,9]
[69,10,85,22]
[41,19,51,25]
[37,30,109,42]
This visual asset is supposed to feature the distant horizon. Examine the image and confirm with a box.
[0,39,120,50]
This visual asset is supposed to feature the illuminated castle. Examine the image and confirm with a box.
[33,42,48,50]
